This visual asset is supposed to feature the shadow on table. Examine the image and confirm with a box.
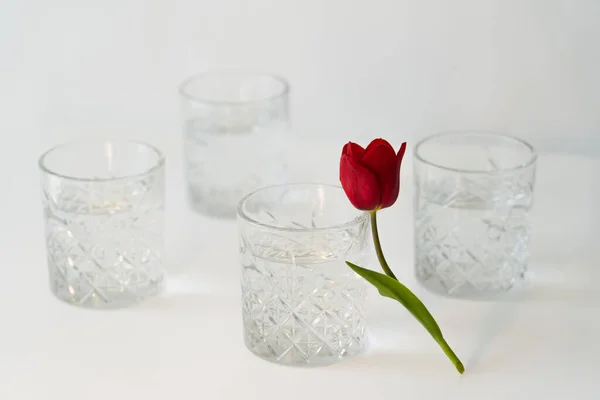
[331,349,456,374]
[339,303,518,374]
[450,267,593,372]
[462,301,518,372]
[130,291,238,317]
[493,269,600,306]
[358,286,527,374]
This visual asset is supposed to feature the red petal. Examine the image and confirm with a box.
[339,154,381,211]
[383,142,408,208]
[397,142,407,165]
[342,142,365,160]
[361,139,399,209]
[340,142,366,185]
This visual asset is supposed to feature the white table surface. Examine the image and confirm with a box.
[1,138,599,399]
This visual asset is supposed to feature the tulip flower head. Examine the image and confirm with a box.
[339,139,407,211]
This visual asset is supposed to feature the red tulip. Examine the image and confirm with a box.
[338,138,464,374]
[339,139,407,211]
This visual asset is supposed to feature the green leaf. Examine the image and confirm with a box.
[346,261,442,335]
[346,261,464,374]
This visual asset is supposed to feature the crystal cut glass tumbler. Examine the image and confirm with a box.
[238,184,370,366]
[414,132,537,298]
[179,71,290,218]
[39,140,166,308]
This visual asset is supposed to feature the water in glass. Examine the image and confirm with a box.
[185,118,286,217]
[415,178,532,297]
[413,132,537,298]
[238,184,370,366]
[180,71,290,218]
[44,182,164,308]
[40,141,165,308]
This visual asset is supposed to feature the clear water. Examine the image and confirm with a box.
[241,250,367,366]
[415,189,531,298]
[44,186,164,308]
[184,119,287,218]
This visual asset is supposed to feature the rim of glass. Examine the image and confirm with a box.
[414,131,538,174]
[237,183,370,233]
[38,139,165,182]
[178,70,290,106]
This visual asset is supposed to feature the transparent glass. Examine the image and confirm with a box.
[39,140,166,308]
[413,132,537,298]
[179,71,290,218]
[238,184,370,366]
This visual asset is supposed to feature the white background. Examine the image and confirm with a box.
[2,0,600,156]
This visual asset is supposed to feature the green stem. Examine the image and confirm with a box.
[369,210,398,280]
[364,210,464,374]
[437,337,465,374]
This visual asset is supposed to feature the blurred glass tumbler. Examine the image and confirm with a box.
[238,184,370,366]
[179,71,290,218]
[39,141,165,308]
[414,132,537,298]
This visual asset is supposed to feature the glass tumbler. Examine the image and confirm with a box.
[39,140,166,308]
[413,132,537,298]
[238,184,370,366]
[179,71,290,218]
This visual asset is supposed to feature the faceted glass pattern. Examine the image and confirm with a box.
[413,132,537,298]
[39,141,165,308]
[238,184,370,366]
[180,71,290,219]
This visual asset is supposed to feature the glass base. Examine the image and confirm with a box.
[416,270,521,300]
[245,336,367,367]
[50,275,165,309]
[241,256,368,366]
